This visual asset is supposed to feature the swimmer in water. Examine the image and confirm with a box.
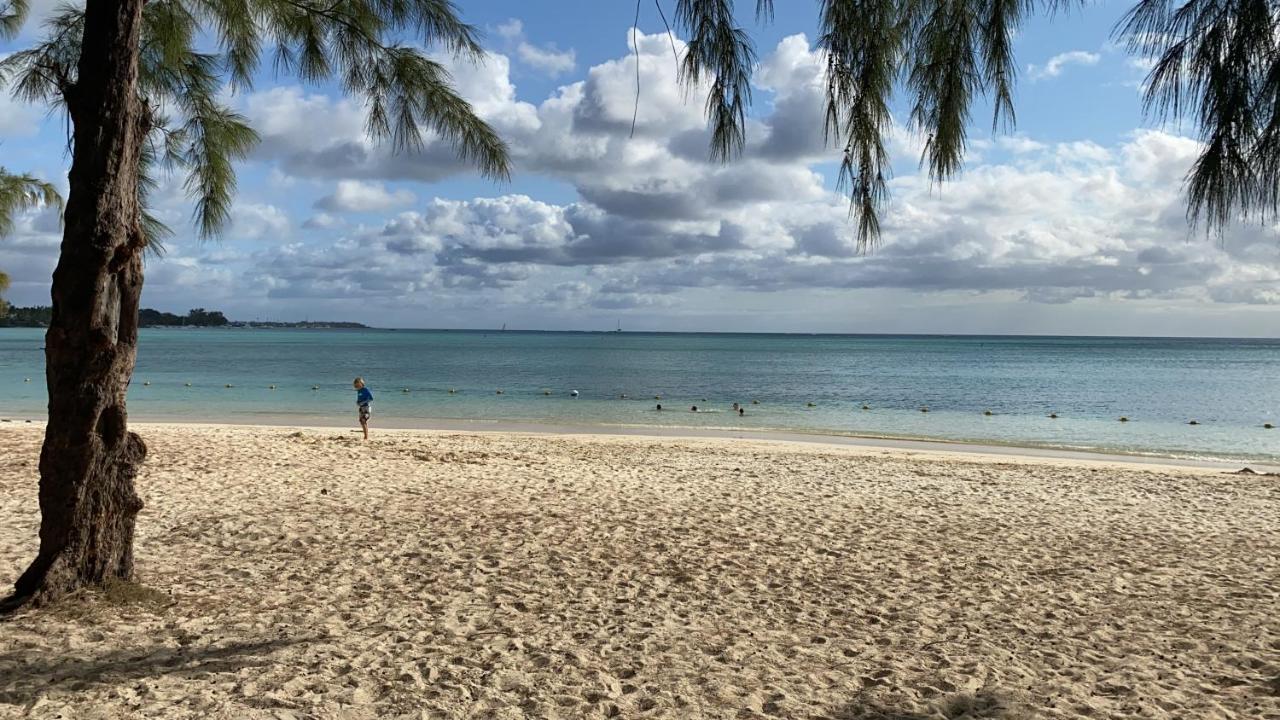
[690,405,698,412]
[738,407,744,416]
[656,403,663,411]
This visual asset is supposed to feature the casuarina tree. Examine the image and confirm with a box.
[659,0,1279,246]
[0,0,509,611]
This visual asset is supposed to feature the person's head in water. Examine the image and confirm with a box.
[732,402,739,411]
[656,403,663,411]
[690,405,698,412]
[738,407,744,416]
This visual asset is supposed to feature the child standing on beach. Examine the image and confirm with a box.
[354,377,373,440]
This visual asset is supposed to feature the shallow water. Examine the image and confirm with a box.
[1,328,1277,463]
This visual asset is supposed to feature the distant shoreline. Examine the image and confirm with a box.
[2,325,1278,339]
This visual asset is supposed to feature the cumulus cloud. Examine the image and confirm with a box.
[243,124,1279,315]
[516,42,576,76]
[6,29,1278,331]
[315,180,416,213]
[496,17,576,76]
[230,203,291,241]
[239,53,539,183]
[303,212,344,230]
[0,87,41,137]
[1028,50,1102,80]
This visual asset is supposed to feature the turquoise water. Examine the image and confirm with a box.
[1,328,1277,463]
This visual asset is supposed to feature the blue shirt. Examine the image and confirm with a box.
[356,387,373,406]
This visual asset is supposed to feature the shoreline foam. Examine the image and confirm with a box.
[128,416,1280,473]
[4,414,1276,472]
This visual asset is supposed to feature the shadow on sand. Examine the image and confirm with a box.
[831,690,1024,720]
[0,636,309,707]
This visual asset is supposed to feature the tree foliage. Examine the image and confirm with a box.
[0,0,510,246]
[0,167,61,238]
[661,0,1082,249]
[3,0,1273,251]
[0,166,62,316]
[663,0,1277,248]
[1116,0,1280,234]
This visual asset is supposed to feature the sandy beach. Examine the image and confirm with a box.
[1,423,1277,719]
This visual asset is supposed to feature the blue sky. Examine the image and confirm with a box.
[1,0,1278,335]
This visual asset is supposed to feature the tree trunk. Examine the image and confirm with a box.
[3,0,149,612]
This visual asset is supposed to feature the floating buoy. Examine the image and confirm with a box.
[920,407,929,413]
[1049,413,1059,419]
[571,390,579,397]
[1187,420,1199,425]
[983,410,993,416]
[1119,416,1129,422]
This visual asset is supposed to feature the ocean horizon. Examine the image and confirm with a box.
[2,326,1277,465]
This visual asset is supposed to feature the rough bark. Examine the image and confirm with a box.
[3,0,149,612]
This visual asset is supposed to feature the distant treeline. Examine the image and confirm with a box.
[143,308,230,327]
[1,306,363,329]
[0,306,52,327]
[1,306,229,327]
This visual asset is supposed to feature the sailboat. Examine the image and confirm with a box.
[614,320,622,333]
[501,323,507,332]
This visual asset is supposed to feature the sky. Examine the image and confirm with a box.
[1,0,1278,335]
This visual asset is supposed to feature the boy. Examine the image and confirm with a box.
[354,377,373,439]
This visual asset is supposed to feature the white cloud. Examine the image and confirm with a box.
[517,42,576,76]
[231,203,291,241]
[996,136,1047,154]
[1028,50,1102,80]
[164,36,1280,318]
[244,122,1280,316]
[315,180,416,213]
[6,29,1279,333]
[496,17,576,76]
[302,213,344,230]
[0,90,40,137]
[496,19,524,40]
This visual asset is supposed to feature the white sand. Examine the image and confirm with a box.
[0,423,1277,719]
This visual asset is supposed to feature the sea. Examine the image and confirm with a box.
[1,328,1277,465]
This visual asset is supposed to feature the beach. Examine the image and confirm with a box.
[1,423,1277,719]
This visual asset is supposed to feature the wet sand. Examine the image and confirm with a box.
[1,423,1277,719]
